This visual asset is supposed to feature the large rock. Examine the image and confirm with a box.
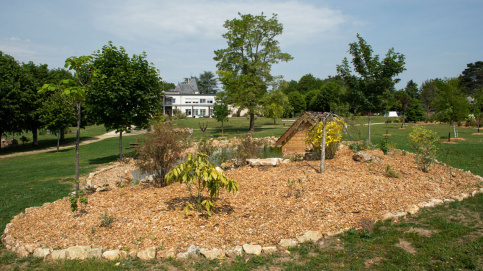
[102,249,121,260]
[406,205,420,215]
[246,158,281,167]
[225,246,243,258]
[242,244,262,255]
[50,249,67,260]
[157,248,176,259]
[262,246,277,254]
[33,247,51,258]
[88,247,102,259]
[25,243,40,253]
[352,152,381,163]
[137,246,156,260]
[297,231,323,243]
[200,248,224,260]
[65,246,91,260]
[279,239,298,248]
[14,246,30,258]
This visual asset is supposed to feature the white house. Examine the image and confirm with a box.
[162,77,216,118]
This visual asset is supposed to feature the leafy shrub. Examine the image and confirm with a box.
[173,109,186,119]
[305,119,344,159]
[165,153,238,216]
[379,136,390,155]
[100,210,114,228]
[409,125,440,172]
[197,137,216,158]
[348,141,369,153]
[69,190,88,213]
[233,134,263,164]
[135,122,190,187]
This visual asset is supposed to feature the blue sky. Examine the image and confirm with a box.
[1,0,482,89]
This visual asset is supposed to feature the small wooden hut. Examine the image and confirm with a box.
[276,112,317,158]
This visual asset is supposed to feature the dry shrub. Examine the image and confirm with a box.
[135,122,191,187]
[233,134,263,164]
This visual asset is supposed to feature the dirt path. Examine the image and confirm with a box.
[0,129,147,159]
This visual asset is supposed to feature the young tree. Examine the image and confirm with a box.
[432,78,469,138]
[198,71,218,94]
[40,55,93,198]
[337,34,405,144]
[469,88,483,132]
[420,79,439,122]
[212,101,230,137]
[87,42,162,160]
[263,89,290,124]
[394,89,411,128]
[0,51,22,142]
[214,13,293,132]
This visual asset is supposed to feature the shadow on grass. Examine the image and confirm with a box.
[88,155,119,165]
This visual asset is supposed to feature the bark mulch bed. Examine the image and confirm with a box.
[6,146,482,255]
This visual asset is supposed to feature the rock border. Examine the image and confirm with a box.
[3,169,483,261]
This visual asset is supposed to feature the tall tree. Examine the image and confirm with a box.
[87,42,162,159]
[214,13,293,132]
[0,51,22,142]
[432,78,469,138]
[420,79,440,122]
[19,61,50,146]
[459,61,483,95]
[40,55,93,198]
[337,34,405,144]
[198,71,218,94]
[298,74,322,94]
[287,91,306,116]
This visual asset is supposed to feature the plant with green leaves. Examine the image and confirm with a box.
[212,102,230,137]
[409,125,440,172]
[379,135,390,155]
[165,153,238,216]
[69,190,88,213]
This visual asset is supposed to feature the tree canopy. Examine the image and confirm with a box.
[0,51,22,141]
[87,42,162,159]
[214,13,293,132]
[460,61,483,95]
[198,71,218,94]
[337,34,405,143]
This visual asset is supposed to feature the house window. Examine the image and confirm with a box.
[200,99,206,103]
[210,109,213,116]
[200,109,206,116]
[172,98,176,104]
[185,109,191,116]
[207,99,214,104]
[193,109,199,116]
[192,99,199,104]
[185,98,191,104]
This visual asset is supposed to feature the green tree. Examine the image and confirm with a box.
[406,102,425,122]
[40,55,93,198]
[459,61,483,95]
[420,79,440,122]
[0,51,22,142]
[432,78,469,138]
[212,102,230,136]
[304,89,320,110]
[280,80,299,95]
[298,74,322,94]
[288,91,306,116]
[337,34,406,144]
[198,71,218,94]
[19,61,50,145]
[214,13,293,132]
[469,88,483,132]
[263,89,290,124]
[87,42,162,160]
[39,91,77,151]
[394,89,411,128]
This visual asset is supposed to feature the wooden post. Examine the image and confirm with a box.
[320,119,327,174]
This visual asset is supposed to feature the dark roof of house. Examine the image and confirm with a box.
[275,112,317,146]
[172,77,199,94]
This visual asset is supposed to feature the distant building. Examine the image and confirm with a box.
[163,77,216,117]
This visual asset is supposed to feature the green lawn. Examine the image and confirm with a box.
[0,125,109,156]
[0,117,482,270]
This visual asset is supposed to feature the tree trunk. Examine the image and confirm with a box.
[401,111,406,128]
[249,113,255,132]
[320,120,327,174]
[75,103,81,198]
[221,121,224,137]
[273,118,276,125]
[453,121,458,138]
[119,131,123,160]
[32,127,38,146]
[57,130,60,152]
[367,113,372,145]
[60,127,65,141]
[478,114,481,133]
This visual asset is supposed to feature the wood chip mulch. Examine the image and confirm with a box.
[7,146,482,254]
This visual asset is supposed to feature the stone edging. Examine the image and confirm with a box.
[3,172,483,261]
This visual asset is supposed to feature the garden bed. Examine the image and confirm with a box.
[4,145,482,256]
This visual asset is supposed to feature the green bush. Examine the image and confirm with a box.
[165,153,238,216]
[409,125,440,172]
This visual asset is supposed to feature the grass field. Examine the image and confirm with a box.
[0,116,482,270]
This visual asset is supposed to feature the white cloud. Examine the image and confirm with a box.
[93,0,348,46]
